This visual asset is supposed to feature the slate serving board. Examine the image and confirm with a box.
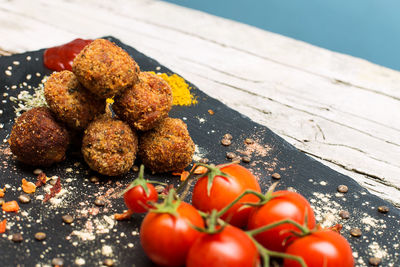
[0,37,398,267]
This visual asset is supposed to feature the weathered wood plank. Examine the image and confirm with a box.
[0,49,13,56]
[0,0,399,206]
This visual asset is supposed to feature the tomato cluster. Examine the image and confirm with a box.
[119,163,354,267]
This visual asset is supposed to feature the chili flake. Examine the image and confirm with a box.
[35,172,48,187]
[178,171,190,182]
[0,219,6,233]
[22,178,36,194]
[43,178,61,202]
[0,187,5,198]
[114,209,134,221]
[193,165,208,175]
[2,200,20,212]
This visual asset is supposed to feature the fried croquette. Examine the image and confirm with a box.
[44,70,105,130]
[113,71,173,131]
[138,118,195,173]
[82,115,138,176]
[9,107,70,166]
[72,38,140,99]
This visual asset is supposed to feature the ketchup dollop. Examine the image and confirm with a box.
[43,38,92,71]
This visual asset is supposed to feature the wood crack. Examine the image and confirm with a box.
[295,92,400,132]
[315,123,326,140]
[249,104,400,169]
[297,148,400,191]
[320,142,400,168]
[279,132,400,185]
[203,76,400,148]
[0,48,14,56]
[179,57,265,83]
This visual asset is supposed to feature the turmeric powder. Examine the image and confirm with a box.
[150,72,197,106]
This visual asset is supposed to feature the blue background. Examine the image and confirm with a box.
[162,0,400,71]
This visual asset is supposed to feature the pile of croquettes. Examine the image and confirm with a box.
[9,39,195,176]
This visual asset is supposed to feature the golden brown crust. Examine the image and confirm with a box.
[139,118,195,173]
[72,39,140,98]
[113,71,173,131]
[9,107,70,166]
[44,70,105,130]
[81,115,138,176]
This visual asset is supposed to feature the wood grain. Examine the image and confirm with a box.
[0,0,399,206]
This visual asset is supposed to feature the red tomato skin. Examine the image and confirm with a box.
[186,225,260,267]
[247,190,316,252]
[140,202,205,267]
[123,183,158,213]
[192,164,261,228]
[283,230,354,267]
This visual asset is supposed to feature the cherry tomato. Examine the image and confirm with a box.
[186,225,260,267]
[283,230,354,267]
[140,202,204,267]
[192,164,261,228]
[123,183,158,213]
[247,190,316,252]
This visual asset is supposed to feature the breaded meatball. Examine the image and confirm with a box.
[72,38,140,98]
[113,72,173,131]
[82,115,138,176]
[9,107,70,166]
[139,118,195,173]
[44,70,105,130]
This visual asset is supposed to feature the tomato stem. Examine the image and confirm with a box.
[176,161,239,199]
[208,209,218,233]
[120,165,165,197]
[248,235,307,267]
[246,219,310,237]
[191,162,239,196]
[175,164,203,198]
[150,189,180,216]
[268,251,307,267]
[215,189,267,218]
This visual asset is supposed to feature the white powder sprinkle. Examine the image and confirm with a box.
[368,242,388,259]
[101,245,113,256]
[193,145,207,161]
[71,230,96,241]
[75,258,86,265]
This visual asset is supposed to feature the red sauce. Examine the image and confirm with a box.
[43,38,92,71]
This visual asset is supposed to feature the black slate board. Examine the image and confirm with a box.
[0,37,398,267]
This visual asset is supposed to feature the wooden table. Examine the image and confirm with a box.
[1,0,399,207]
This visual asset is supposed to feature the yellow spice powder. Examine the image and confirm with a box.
[150,72,197,106]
